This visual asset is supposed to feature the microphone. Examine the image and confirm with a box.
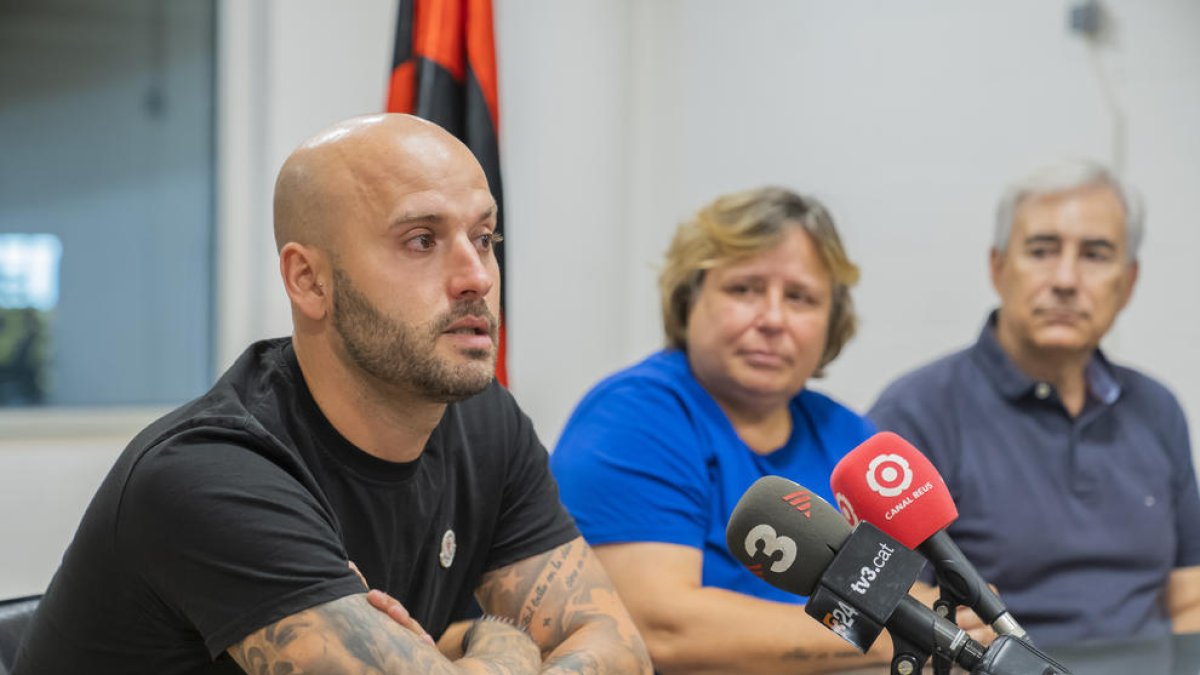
[726,476,987,670]
[830,432,1028,639]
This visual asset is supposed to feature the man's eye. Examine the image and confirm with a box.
[477,232,504,251]
[408,233,435,251]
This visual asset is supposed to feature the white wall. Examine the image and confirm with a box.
[3,0,1198,598]
[216,0,400,368]
[497,1,639,449]
[620,0,1200,430]
[0,413,155,598]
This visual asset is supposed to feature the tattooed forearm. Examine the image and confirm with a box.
[228,593,538,675]
[477,541,595,643]
[477,538,653,674]
[541,650,602,675]
[459,620,542,674]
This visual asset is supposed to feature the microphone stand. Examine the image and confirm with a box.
[886,629,1072,675]
[966,635,1071,674]
[930,587,960,675]
[889,634,931,675]
[928,585,1072,675]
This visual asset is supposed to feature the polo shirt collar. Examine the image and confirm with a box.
[970,310,1122,405]
[1086,351,1121,405]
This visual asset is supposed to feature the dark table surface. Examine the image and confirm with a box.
[832,632,1200,674]
[1044,631,1200,674]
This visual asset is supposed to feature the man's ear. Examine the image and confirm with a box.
[280,243,330,321]
[1119,260,1139,310]
[988,247,1005,295]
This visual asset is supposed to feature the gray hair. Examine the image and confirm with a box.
[993,158,1144,260]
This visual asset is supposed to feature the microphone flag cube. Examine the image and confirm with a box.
[805,521,927,651]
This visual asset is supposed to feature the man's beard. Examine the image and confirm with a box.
[331,266,498,403]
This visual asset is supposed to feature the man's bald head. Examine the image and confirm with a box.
[272,114,486,254]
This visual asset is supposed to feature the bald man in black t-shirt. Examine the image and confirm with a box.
[14,114,651,675]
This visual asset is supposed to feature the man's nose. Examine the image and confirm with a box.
[1051,255,1080,292]
[447,235,494,299]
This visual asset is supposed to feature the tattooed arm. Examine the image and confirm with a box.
[227,593,540,675]
[475,536,653,675]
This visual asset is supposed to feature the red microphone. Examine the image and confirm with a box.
[830,432,957,549]
[831,432,1028,640]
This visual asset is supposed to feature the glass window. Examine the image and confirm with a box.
[0,0,216,408]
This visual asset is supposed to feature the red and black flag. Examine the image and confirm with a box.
[387,0,508,386]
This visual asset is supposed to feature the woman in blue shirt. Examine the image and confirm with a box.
[551,187,890,673]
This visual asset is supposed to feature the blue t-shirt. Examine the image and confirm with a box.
[550,350,874,603]
[869,313,1200,647]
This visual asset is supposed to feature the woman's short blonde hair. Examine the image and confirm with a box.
[659,186,861,378]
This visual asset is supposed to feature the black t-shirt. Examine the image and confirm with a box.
[13,339,578,675]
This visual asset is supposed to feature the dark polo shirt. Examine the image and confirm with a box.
[869,312,1200,647]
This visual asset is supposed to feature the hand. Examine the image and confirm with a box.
[364,588,437,647]
[458,616,541,672]
[438,617,540,674]
[437,620,474,660]
[350,560,436,647]
[953,606,996,646]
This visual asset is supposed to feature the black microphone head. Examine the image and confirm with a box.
[726,476,852,596]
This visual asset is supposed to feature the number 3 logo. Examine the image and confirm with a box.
[744,524,798,573]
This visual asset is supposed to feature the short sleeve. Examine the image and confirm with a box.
[1163,402,1200,568]
[117,436,364,658]
[551,379,711,550]
[483,389,580,572]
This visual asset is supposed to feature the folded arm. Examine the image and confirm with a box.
[474,536,653,675]
[228,592,540,674]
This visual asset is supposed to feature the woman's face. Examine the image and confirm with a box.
[685,226,833,416]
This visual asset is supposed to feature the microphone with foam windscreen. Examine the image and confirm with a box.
[726,476,989,670]
[830,432,1028,640]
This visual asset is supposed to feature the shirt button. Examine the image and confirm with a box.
[1034,382,1052,399]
